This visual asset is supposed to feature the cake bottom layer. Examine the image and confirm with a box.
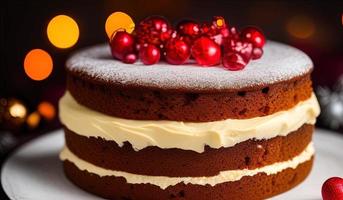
[63,158,313,200]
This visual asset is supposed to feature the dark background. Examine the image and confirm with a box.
[1,0,343,199]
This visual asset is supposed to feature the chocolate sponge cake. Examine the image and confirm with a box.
[59,41,320,199]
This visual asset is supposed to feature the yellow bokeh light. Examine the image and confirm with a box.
[27,112,40,129]
[47,15,79,48]
[216,19,224,27]
[286,15,315,39]
[24,49,53,81]
[9,102,27,118]
[38,101,55,120]
[105,12,135,39]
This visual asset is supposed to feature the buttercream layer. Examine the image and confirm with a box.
[59,92,320,153]
[67,72,313,121]
[60,142,314,189]
[63,158,313,200]
[64,124,313,177]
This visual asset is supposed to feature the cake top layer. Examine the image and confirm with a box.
[66,41,313,91]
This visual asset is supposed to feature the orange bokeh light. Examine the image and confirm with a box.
[286,15,315,39]
[27,112,40,129]
[24,49,53,81]
[37,101,55,120]
[47,15,79,48]
[105,12,135,39]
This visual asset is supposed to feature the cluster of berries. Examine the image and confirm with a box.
[109,16,266,71]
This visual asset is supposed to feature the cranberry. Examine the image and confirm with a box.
[139,44,161,65]
[241,26,266,48]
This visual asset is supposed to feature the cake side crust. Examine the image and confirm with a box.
[67,71,312,121]
[64,124,313,177]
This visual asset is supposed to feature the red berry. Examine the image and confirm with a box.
[179,35,194,46]
[229,27,240,40]
[252,47,263,60]
[110,31,135,60]
[136,16,172,47]
[191,37,221,66]
[165,39,190,65]
[222,51,249,71]
[224,39,253,61]
[176,20,201,46]
[200,17,229,45]
[139,44,160,65]
[177,20,201,38]
[200,22,212,35]
[322,177,343,200]
[240,26,266,48]
[235,41,253,61]
[123,54,137,64]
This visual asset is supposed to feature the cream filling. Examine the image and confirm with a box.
[59,92,320,153]
[60,142,314,189]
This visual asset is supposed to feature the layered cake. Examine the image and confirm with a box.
[59,40,320,199]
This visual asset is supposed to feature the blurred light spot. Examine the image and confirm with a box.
[216,18,224,27]
[105,12,134,39]
[286,15,315,39]
[24,49,53,81]
[47,15,79,48]
[38,101,55,120]
[9,102,27,118]
[27,112,40,129]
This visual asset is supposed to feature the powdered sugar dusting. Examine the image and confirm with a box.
[66,41,313,91]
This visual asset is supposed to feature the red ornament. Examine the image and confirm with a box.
[222,51,249,71]
[123,54,137,64]
[139,44,161,65]
[240,26,266,48]
[136,16,172,48]
[110,31,135,60]
[252,47,263,60]
[322,177,343,200]
[165,39,190,65]
[191,37,221,66]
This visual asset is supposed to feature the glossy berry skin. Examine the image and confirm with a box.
[177,20,200,38]
[222,51,249,71]
[224,39,253,62]
[229,27,240,40]
[110,31,135,60]
[165,39,190,65]
[136,16,172,47]
[240,26,266,48]
[322,177,343,200]
[252,47,263,60]
[139,44,161,65]
[123,53,137,64]
[191,37,221,66]
[222,38,253,70]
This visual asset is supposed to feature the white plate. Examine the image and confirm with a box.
[1,129,343,200]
